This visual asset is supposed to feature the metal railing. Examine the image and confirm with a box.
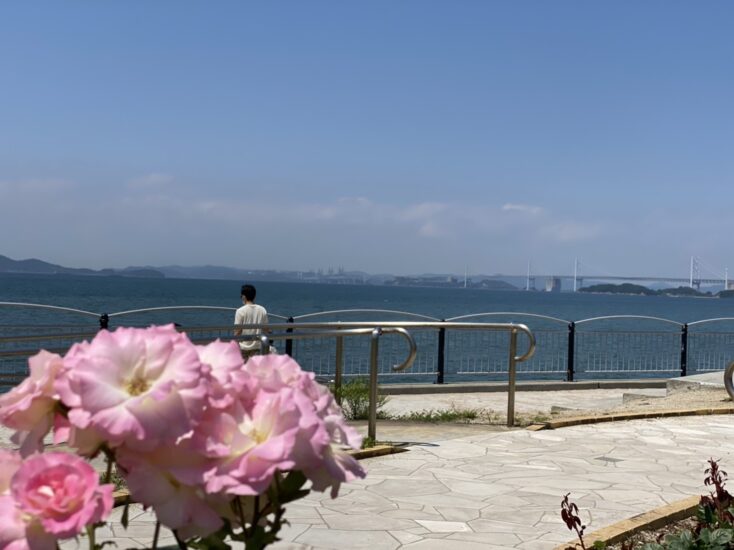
[0,306,537,436]
[2,302,734,384]
[256,321,535,427]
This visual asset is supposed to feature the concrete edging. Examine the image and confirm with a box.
[528,406,734,431]
[554,495,699,550]
[350,444,408,460]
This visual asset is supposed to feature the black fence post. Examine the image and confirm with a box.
[680,323,688,377]
[436,321,446,384]
[285,316,294,357]
[99,313,109,331]
[566,321,575,382]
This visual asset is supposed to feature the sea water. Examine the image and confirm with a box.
[1,273,733,383]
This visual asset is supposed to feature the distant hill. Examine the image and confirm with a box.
[0,255,165,278]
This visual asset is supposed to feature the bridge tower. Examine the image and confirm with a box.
[689,256,701,290]
[525,261,536,291]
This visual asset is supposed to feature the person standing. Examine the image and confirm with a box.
[234,284,269,361]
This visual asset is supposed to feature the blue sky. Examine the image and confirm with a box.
[1,2,733,278]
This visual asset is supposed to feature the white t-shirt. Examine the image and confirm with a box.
[234,303,268,350]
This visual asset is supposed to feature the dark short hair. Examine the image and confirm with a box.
[241,284,256,301]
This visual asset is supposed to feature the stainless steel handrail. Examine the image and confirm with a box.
[240,321,536,364]
[233,321,535,426]
[237,326,417,373]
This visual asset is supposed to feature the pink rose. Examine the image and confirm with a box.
[117,442,224,540]
[10,452,113,539]
[56,325,207,451]
[196,340,246,409]
[236,355,365,497]
[201,388,303,496]
[0,350,64,456]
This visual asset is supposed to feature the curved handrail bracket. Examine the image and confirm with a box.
[575,314,683,327]
[294,309,440,322]
[447,311,570,325]
[687,317,734,328]
[109,305,288,322]
[384,327,417,372]
[0,302,100,318]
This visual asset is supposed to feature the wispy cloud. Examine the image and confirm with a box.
[502,203,543,215]
[540,221,601,243]
[0,183,614,273]
[127,173,174,189]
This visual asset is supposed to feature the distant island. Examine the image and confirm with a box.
[579,283,716,298]
[0,255,165,279]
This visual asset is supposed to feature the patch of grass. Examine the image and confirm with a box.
[389,403,496,423]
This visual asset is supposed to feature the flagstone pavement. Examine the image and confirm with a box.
[63,415,734,550]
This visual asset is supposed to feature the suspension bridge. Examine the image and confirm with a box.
[509,257,732,291]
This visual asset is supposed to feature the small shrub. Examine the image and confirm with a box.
[332,378,389,421]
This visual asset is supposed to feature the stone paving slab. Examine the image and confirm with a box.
[60,415,734,550]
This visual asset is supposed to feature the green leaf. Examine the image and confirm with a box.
[664,529,696,550]
[187,535,231,550]
[244,525,277,550]
[591,540,607,550]
[699,527,733,549]
[279,471,307,495]
[276,471,310,505]
[120,498,130,530]
[697,504,718,527]
[187,523,234,549]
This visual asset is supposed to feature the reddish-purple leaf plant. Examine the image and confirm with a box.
[700,457,734,528]
[561,492,587,550]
